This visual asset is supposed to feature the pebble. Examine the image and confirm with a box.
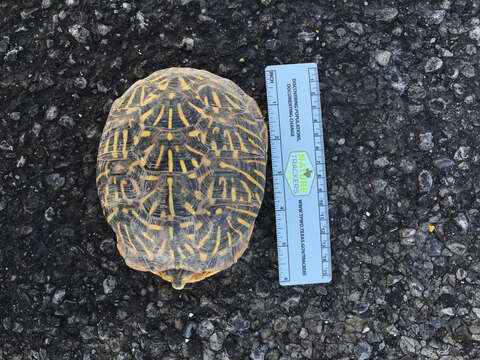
[446,242,466,255]
[58,115,75,128]
[399,336,420,354]
[454,146,470,161]
[45,106,58,120]
[44,207,55,221]
[419,132,434,150]
[80,326,97,340]
[433,158,454,169]
[373,157,389,167]
[355,341,372,360]
[469,26,480,43]
[103,276,116,294]
[418,170,433,193]
[209,332,224,351]
[346,22,364,36]
[197,320,214,338]
[0,140,13,151]
[66,0,79,6]
[425,10,445,25]
[376,8,398,22]
[68,25,90,43]
[182,322,195,339]
[456,268,467,281]
[454,213,469,233]
[425,57,443,72]
[52,289,66,304]
[297,32,316,44]
[181,37,195,51]
[46,173,65,190]
[375,50,391,66]
[42,0,52,8]
[250,342,268,360]
[227,311,250,332]
[74,77,87,89]
[97,24,112,36]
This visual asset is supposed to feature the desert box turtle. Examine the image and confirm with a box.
[96,68,268,289]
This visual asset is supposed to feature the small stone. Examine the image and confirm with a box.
[346,22,364,36]
[4,47,22,62]
[297,32,316,44]
[46,173,65,190]
[399,336,420,354]
[80,326,97,340]
[376,8,398,22]
[375,50,391,66]
[183,322,195,339]
[122,2,132,12]
[400,158,416,173]
[469,26,480,43]
[16,156,26,168]
[282,295,301,308]
[425,57,443,72]
[45,106,58,120]
[250,342,268,360]
[440,307,455,316]
[44,207,55,221]
[419,132,434,150]
[446,242,466,255]
[454,146,470,161]
[386,325,399,336]
[68,25,90,43]
[0,140,13,151]
[372,179,387,194]
[472,308,480,318]
[418,170,433,193]
[103,276,116,294]
[461,63,475,78]
[433,158,454,169]
[409,278,424,297]
[198,320,214,338]
[454,213,469,233]
[181,37,194,51]
[373,157,389,167]
[42,0,52,8]
[425,10,445,25]
[273,317,288,332]
[52,289,66,304]
[97,24,112,36]
[58,115,75,128]
[66,0,79,6]
[227,311,250,332]
[355,341,372,360]
[209,332,225,351]
[74,77,87,89]
[456,268,467,281]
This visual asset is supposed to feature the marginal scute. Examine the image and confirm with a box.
[96,67,268,290]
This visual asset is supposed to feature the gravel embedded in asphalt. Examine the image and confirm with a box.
[1,1,480,359]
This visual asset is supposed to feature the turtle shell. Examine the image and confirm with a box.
[96,68,268,289]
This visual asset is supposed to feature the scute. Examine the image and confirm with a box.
[96,67,268,289]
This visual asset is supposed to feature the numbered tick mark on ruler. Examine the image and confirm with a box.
[265,63,332,286]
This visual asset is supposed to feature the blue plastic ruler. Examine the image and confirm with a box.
[265,63,331,285]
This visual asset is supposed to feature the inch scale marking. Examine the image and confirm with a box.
[265,63,331,285]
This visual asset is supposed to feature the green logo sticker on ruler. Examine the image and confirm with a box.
[265,63,332,286]
[286,151,314,196]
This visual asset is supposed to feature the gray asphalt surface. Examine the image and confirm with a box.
[1,0,480,359]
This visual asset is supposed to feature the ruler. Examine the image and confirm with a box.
[265,63,331,285]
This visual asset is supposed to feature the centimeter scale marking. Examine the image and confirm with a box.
[265,63,331,285]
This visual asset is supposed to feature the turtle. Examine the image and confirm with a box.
[96,67,268,290]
